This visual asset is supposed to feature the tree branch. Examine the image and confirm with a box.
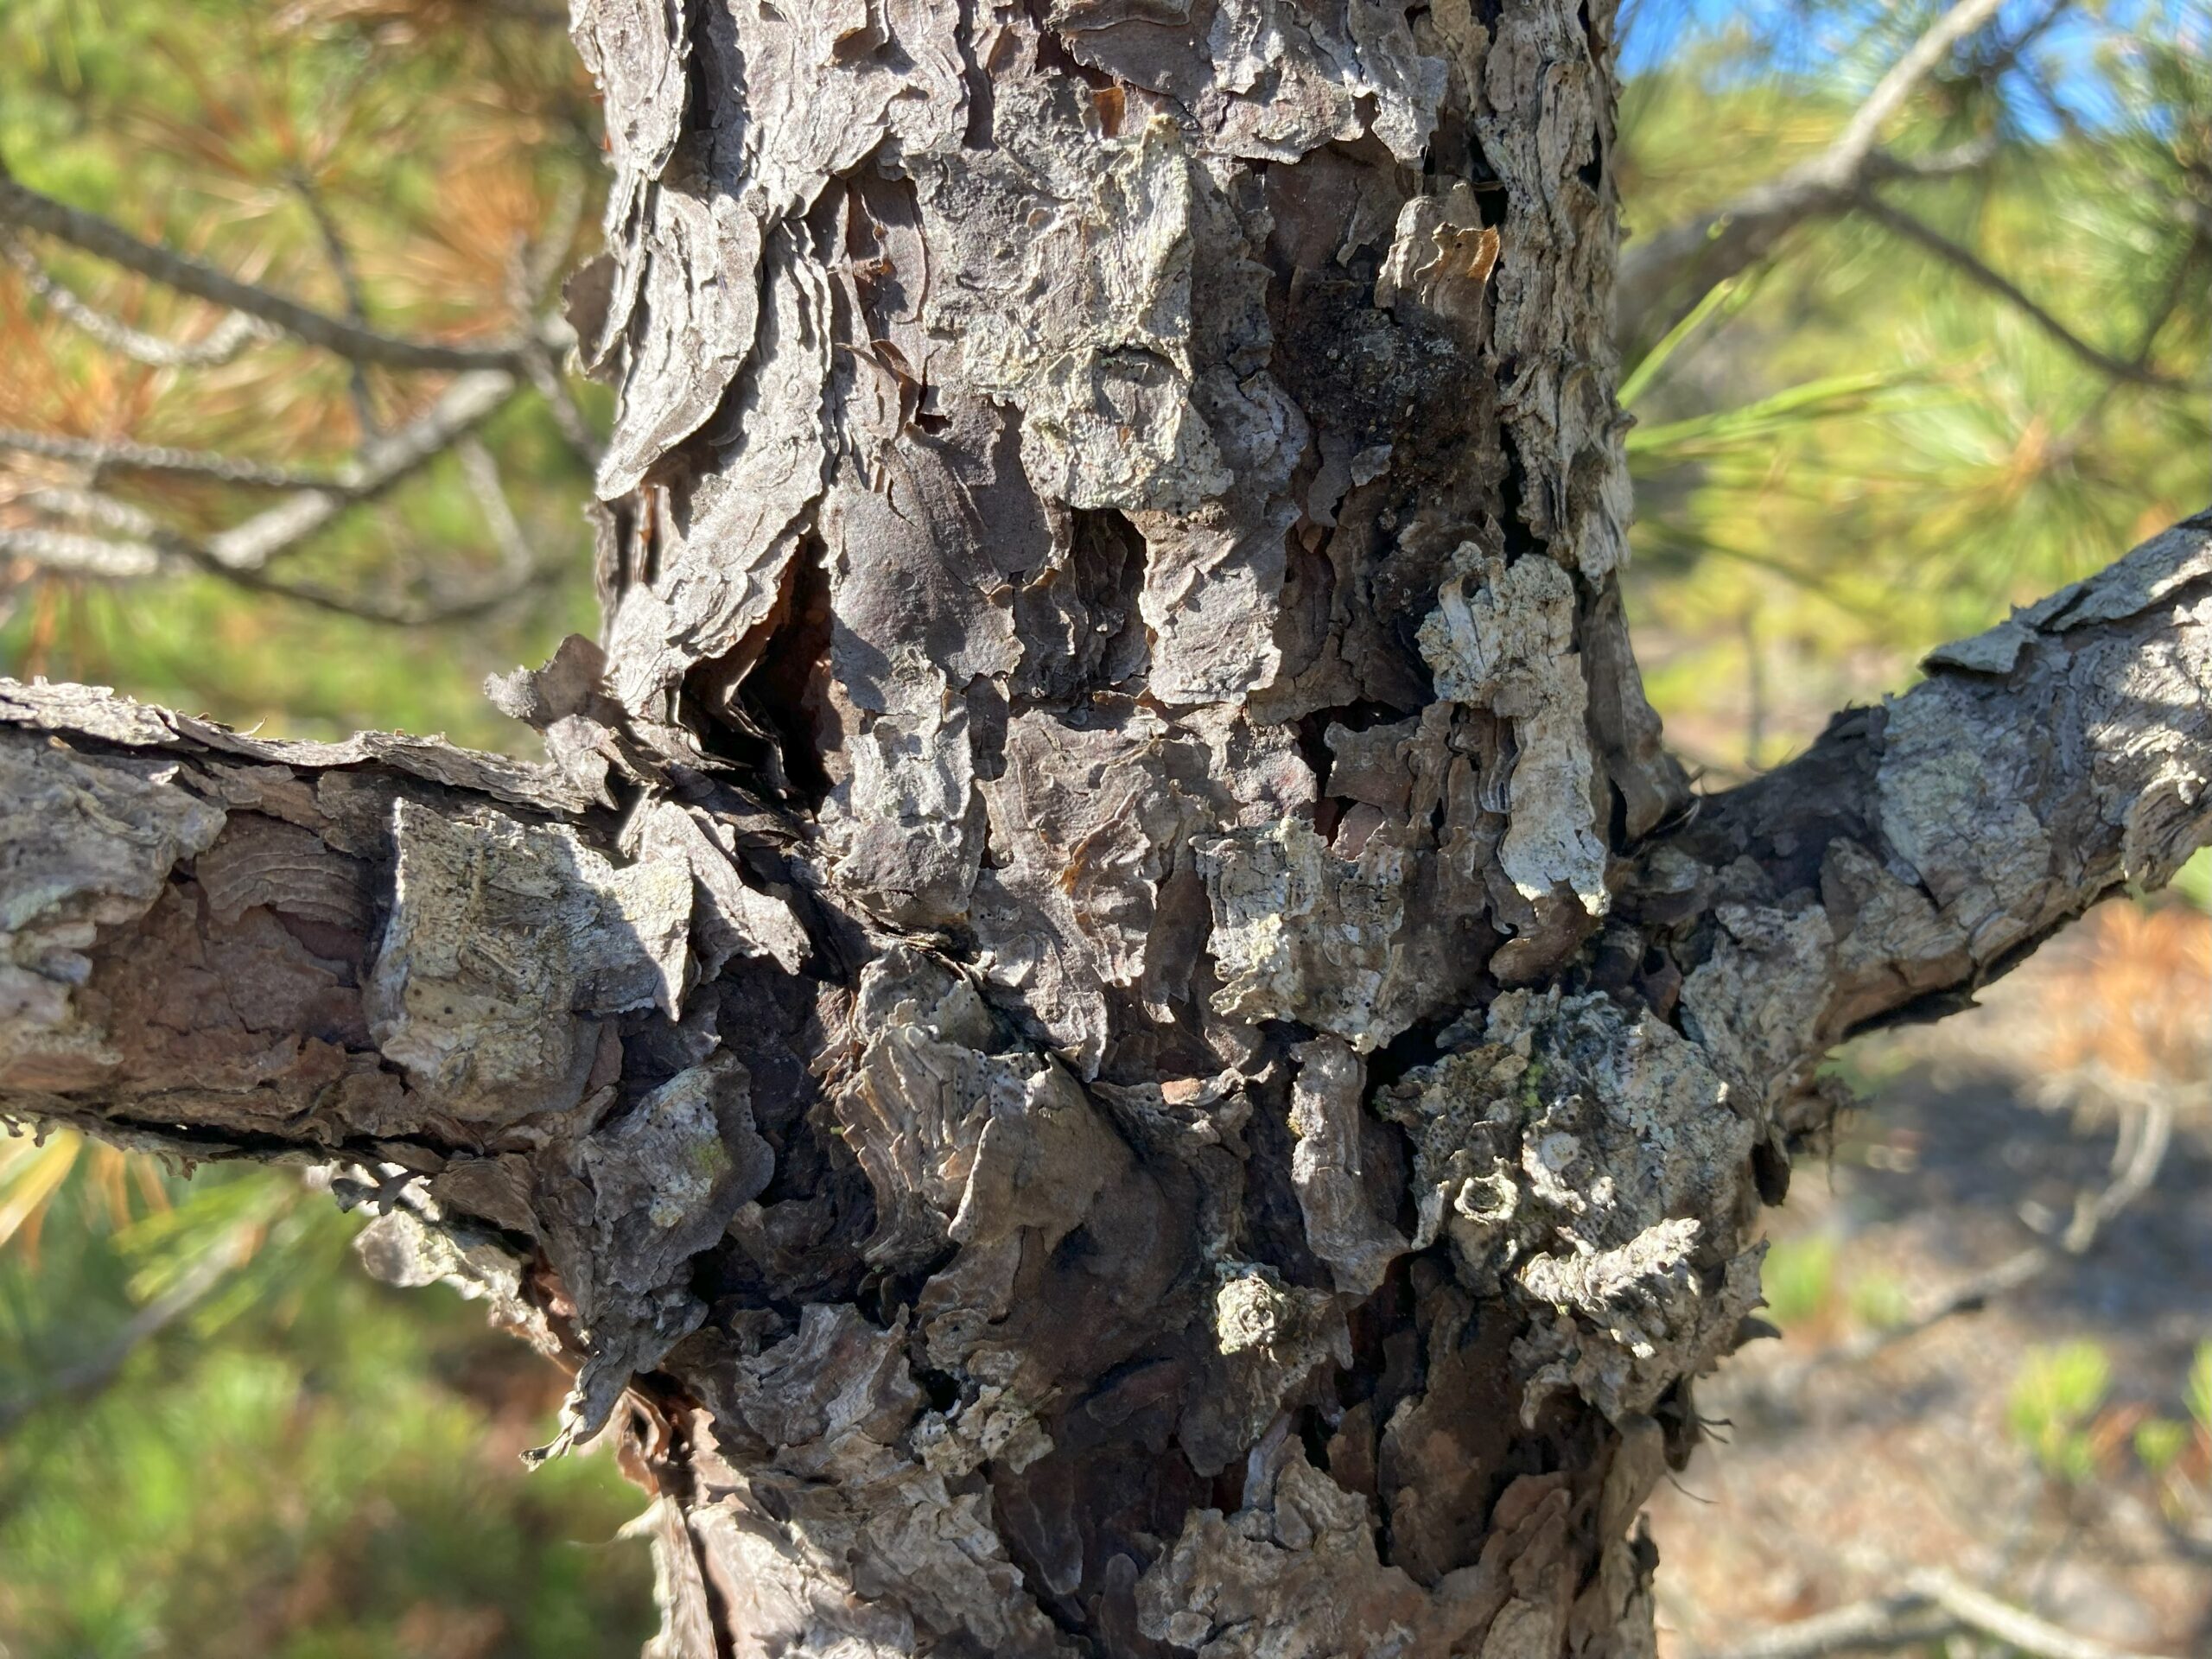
[1847,1086,2171,1351]
[289,168,385,437]
[1618,0,2009,334]
[1700,1569,2166,1659]
[0,671,810,1455]
[3,238,272,368]
[3,371,543,620]
[0,525,164,578]
[1853,193,2195,390]
[1633,511,2212,1129]
[0,174,524,373]
[0,426,336,490]
[200,368,520,570]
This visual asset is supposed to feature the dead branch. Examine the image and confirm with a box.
[7,398,554,625]
[200,368,519,570]
[3,238,272,368]
[1694,1594,1955,1659]
[1827,1090,2175,1370]
[3,365,536,620]
[1831,0,2011,179]
[457,435,534,580]
[1,513,543,624]
[289,168,384,437]
[0,426,335,490]
[523,343,603,467]
[1700,1568,2175,1659]
[0,526,164,579]
[1731,1079,2178,1414]
[16,484,166,540]
[207,555,554,627]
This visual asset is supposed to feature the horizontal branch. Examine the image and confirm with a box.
[3,369,542,620]
[0,671,815,1456]
[0,174,524,373]
[0,425,334,490]
[3,507,543,620]
[0,524,164,578]
[1618,139,1994,331]
[1634,511,2212,1125]
[195,549,555,627]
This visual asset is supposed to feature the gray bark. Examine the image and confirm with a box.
[3,3,2209,1654]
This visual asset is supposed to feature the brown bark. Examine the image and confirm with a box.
[3,3,2209,1655]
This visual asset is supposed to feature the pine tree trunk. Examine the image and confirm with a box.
[4,1,2209,1653]
[561,2,1691,1647]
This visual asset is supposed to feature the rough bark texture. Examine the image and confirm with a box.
[3,2,2210,1653]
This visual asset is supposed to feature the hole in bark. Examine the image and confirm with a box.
[1296,1404,1334,1471]
[1241,1066,1335,1288]
[718,537,836,810]
[919,1368,963,1412]
[1463,133,1510,229]
[1751,1136,1792,1205]
[1495,429,1541,559]
[1070,506,1150,696]
[1294,700,1415,805]
[1027,4,1116,90]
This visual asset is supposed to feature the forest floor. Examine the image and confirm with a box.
[1648,900,2212,1656]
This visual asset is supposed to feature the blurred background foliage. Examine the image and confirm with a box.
[0,0,2204,1656]
[1617,0,2209,778]
[0,0,603,749]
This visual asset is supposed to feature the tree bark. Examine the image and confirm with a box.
[2,3,2209,1655]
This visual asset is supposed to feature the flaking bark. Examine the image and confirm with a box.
[3,2,2209,1654]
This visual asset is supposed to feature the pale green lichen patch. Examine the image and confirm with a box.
[1382,988,1762,1421]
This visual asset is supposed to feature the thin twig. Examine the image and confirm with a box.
[457,435,533,580]
[202,368,518,570]
[1913,1569,2164,1659]
[1619,142,1995,332]
[205,554,551,626]
[524,344,604,468]
[0,173,522,372]
[3,238,270,368]
[0,526,164,578]
[0,426,335,490]
[7,374,547,620]
[128,506,551,626]
[2050,225,2207,460]
[289,168,383,437]
[1794,1092,2174,1376]
[519,173,588,309]
[1700,1569,2170,1659]
[16,485,162,538]
[1698,1593,1954,1659]
[1830,0,2012,175]
[1855,194,2193,391]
